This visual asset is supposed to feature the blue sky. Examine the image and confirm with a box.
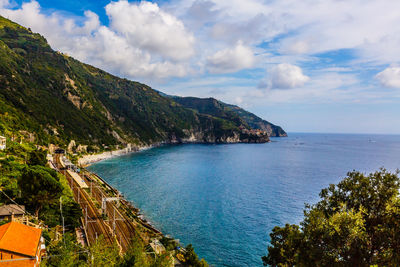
[1,0,400,134]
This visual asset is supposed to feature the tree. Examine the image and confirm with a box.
[42,234,85,267]
[88,236,121,267]
[18,165,63,217]
[119,237,149,267]
[263,169,400,266]
[27,149,47,166]
[120,236,172,267]
[63,200,82,229]
[262,224,303,266]
[184,244,208,267]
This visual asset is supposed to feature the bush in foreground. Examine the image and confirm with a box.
[263,169,400,266]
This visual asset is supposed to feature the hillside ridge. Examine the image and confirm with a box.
[0,16,285,152]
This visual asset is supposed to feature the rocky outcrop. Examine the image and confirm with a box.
[67,140,76,153]
[177,128,269,144]
[171,96,287,138]
[249,121,287,137]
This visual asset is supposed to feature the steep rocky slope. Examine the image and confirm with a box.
[172,97,287,137]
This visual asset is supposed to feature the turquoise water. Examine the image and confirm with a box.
[88,133,400,266]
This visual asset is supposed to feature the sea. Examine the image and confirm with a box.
[88,133,400,267]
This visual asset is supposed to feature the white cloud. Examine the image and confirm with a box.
[283,40,310,55]
[376,66,400,88]
[0,0,194,80]
[268,64,309,89]
[206,42,255,74]
[106,1,194,62]
[248,70,362,105]
[170,0,400,65]
[0,0,10,8]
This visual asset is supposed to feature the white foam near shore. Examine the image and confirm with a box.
[78,144,156,166]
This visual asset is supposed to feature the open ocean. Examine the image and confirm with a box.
[88,133,400,266]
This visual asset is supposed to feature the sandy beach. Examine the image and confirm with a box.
[78,143,156,166]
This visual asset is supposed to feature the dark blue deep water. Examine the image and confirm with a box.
[88,133,400,266]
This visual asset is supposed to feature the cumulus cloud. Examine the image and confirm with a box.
[206,42,255,74]
[106,1,194,62]
[186,0,219,26]
[268,63,310,89]
[170,0,400,64]
[0,0,194,80]
[376,66,400,88]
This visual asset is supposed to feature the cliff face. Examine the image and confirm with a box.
[176,128,269,144]
[0,17,274,148]
[172,97,287,137]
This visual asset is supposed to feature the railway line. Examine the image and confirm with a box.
[55,155,114,246]
[52,153,186,266]
[82,172,144,251]
[54,154,159,253]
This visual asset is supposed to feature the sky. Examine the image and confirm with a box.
[1,0,400,134]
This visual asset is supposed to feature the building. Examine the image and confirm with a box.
[0,221,45,266]
[0,205,25,222]
[149,238,166,255]
[0,136,6,150]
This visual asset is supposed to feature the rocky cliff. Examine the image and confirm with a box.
[172,97,287,137]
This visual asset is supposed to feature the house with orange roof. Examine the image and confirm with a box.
[0,221,45,266]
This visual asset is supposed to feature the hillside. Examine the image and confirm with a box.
[0,16,284,149]
[171,97,287,137]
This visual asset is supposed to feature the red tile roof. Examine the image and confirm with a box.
[0,222,42,257]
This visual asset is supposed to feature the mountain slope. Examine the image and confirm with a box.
[0,16,279,149]
[221,103,287,137]
[172,97,287,137]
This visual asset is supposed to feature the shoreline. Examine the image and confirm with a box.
[78,143,159,167]
[78,138,272,167]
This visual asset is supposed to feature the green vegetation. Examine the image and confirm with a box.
[183,244,208,267]
[43,234,174,267]
[263,169,400,266]
[27,148,47,166]
[19,165,63,217]
[0,140,81,227]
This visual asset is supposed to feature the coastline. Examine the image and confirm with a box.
[78,143,158,167]
[77,137,269,167]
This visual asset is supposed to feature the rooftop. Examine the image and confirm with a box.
[0,204,25,216]
[0,221,42,257]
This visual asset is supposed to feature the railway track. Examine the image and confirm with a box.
[53,154,184,266]
[55,155,114,246]
[82,173,141,251]
[55,154,162,253]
